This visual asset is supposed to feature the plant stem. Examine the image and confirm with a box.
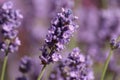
[0,55,8,80]
[100,49,113,80]
[37,65,47,80]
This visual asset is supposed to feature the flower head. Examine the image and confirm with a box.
[40,8,79,64]
[110,36,120,49]
[19,56,32,73]
[0,1,23,54]
[49,48,94,80]
[45,8,78,51]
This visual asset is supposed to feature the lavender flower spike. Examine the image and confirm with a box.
[110,36,120,49]
[19,56,32,73]
[16,56,32,80]
[40,8,79,64]
[46,8,79,51]
[49,47,94,80]
[0,1,23,54]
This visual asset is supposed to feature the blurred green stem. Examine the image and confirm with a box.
[0,55,8,80]
[100,49,113,80]
[37,65,47,80]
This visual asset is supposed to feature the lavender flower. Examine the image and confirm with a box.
[19,56,32,73]
[51,52,62,62]
[16,56,31,80]
[40,8,79,64]
[46,8,78,51]
[16,56,42,80]
[110,36,120,49]
[0,1,23,54]
[49,48,94,80]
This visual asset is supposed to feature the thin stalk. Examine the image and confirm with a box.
[100,49,113,80]
[37,65,47,80]
[0,55,8,80]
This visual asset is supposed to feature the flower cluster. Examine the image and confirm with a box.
[49,48,94,80]
[16,56,42,80]
[16,56,32,80]
[0,1,23,55]
[19,56,32,73]
[110,36,120,50]
[46,8,78,51]
[40,8,79,64]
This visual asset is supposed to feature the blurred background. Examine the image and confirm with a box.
[0,0,120,80]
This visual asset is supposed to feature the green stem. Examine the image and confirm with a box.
[100,49,113,80]
[0,55,8,80]
[37,65,47,80]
